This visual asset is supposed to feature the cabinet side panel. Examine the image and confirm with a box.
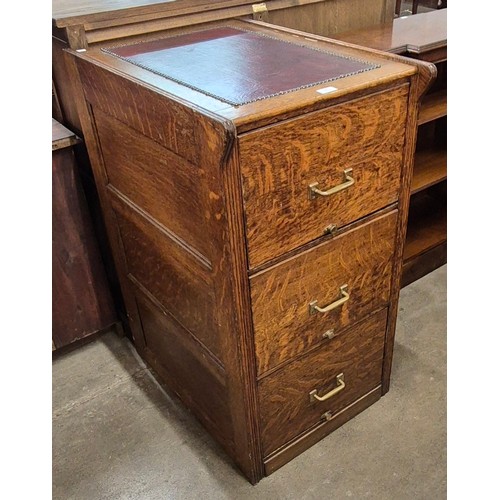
[94,109,215,260]
[74,56,263,482]
[77,58,200,164]
[110,195,221,360]
[135,292,233,455]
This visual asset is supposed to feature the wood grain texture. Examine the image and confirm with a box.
[78,58,201,164]
[75,52,266,482]
[418,89,446,125]
[110,194,221,359]
[411,147,446,194]
[210,144,266,483]
[401,240,446,287]
[267,0,395,37]
[259,309,387,457]
[135,292,234,454]
[52,38,84,131]
[403,186,447,262]
[68,19,430,482]
[251,210,397,375]
[52,146,116,348]
[264,386,381,474]
[240,86,408,268]
[93,109,214,261]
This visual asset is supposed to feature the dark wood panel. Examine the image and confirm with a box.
[239,86,408,268]
[418,89,446,125]
[251,211,397,375]
[52,147,116,348]
[411,147,446,194]
[52,37,84,132]
[268,0,395,38]
[94,109,213,260]
[110,194,222,360]
[264,386,381,475]
[135,292,233,453]
[403,186,447,262]
[401,241,446,287]
[259,309,387,456]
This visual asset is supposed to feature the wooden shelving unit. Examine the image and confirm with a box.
[403,56,447,286]
[411,147,447,194]
[402,184,447,287]
[418,89,447,125]
[404,187,447,261]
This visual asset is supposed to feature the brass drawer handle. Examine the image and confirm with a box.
[310,373,345,402]
[308,168,354,200]
[309,285,349,315]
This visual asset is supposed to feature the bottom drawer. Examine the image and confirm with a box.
[259,309,387,457]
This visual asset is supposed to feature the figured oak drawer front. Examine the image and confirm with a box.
[239,85,408,269]
[259,309,387,457]
[251,210,397,375]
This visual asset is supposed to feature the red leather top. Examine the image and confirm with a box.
[104,27,378,106]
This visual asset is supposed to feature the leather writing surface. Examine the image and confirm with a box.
[104,27,379,106]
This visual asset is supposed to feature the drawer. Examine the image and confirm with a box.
[259,308,387,457]
[239,85,408,269]
[251,210,397,375]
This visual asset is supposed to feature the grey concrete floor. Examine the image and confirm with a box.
[53,265,446,499]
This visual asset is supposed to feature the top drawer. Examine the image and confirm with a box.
[239,86,409,269]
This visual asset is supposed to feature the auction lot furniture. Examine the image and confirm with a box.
[65,16,434,482]
[336,8,447,286]
[52,119,116,350]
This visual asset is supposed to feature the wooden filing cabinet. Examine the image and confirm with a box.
[68,19,434,483]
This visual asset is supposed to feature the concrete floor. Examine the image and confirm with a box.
[53,265,446,499]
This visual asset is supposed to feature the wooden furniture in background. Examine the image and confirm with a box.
[336,8,447,286]
[52,119,117,350]
[68,19,434,482]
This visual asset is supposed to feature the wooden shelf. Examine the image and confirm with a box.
[411,147,447,194]
[402,188,447,287]
[418,89,447,125]
[403,189,447,263]
[401,241,446,288]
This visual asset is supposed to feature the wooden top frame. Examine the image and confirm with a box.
[71,18,416,133]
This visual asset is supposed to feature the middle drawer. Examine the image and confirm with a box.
[251,210,397,375]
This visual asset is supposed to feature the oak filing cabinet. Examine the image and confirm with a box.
[69,19,435,483]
